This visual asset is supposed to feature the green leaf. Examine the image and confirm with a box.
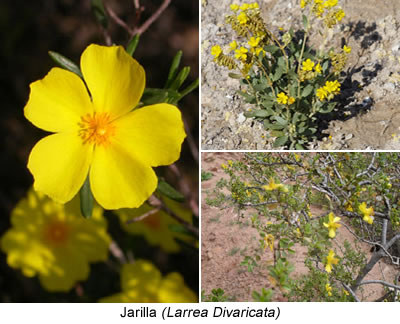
[270,130,284,137]
[141,88,169,105]
[79,176,94,219]
[157,179,185,202]
[228,73,242,79]
[126,34,140,56]
[295,143,304,150]
[48,51,82,78]
[272,115,287,126]
[169,66,190,91]
[272,65,284,81]
[264,121,284,130]
[91,0,108,28]
[174,78,199,103]
[273,135,289,147]
[254,110,270,118]
[319,102,336,113]
[322,60,329,73]
[236,90,255,103]
[165,50,183,88]
[302,14,308,30]
[253,82,268,91]
[261,100,274,109]
[264,45,280,54]
[301,84,314,97]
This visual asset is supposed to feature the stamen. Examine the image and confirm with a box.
[78,112,116,146]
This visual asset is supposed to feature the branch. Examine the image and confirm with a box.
[132,0,171,36]
[125,207,161,224]
[358,280,400,291]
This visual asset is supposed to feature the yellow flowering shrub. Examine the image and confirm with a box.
[99,260,197,303]
[24,44,186,210]
[209,1,351,149]
[0,188,110,292]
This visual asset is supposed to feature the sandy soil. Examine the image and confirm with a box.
[201,0,400,149]
[201,152,399,301]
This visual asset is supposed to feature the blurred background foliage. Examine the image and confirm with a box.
[0,0,198,302]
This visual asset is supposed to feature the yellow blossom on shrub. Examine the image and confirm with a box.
[116,197,195,253]
[288,97,296,105]
[325,283,333,296]
[343,45,351,53]
[240,3,250,11]
[99,260,197,303]
[248,36,261,48]
[302,59,315,71]
[359,202,374,224]
[263,178,288,192]
[24,44,186,210]
[0,188,110,292]
[324,0,338,8]
[315,63,322,73]
[264,234,274,251]
[229,40,238,52]
[230,4,240,11]
[211,45,222,57]
[316,87,328,101]
[325,249,339,273]
[335,9,345,21]
[235,47,248,61]
[277,92,289,104]
[237,12,248,25]
[323,212,341,238]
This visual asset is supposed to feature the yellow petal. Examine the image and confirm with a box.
[27,132,93,204]
[89,143,157,209]
[24,67,93,133]
[158,272,197,303]
[114,104,186,166]
[81,44,145,118]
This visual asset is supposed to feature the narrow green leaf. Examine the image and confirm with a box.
[228,73,242,79]
[141,88,169,105]
[169,66,190,91]
[80,176,94,219]
[91,0,108,28]
[173,78,199,104]
[273,135,289,147]
[301,84,314,97]
[165,50,183,88]
[302,14,308,29]
[48,51,82,78]
[126,34,140,56]
[157,179,185,202]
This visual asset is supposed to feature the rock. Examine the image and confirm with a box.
[237,113,246,124]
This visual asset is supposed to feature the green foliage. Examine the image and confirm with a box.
[201,170,214,181]
[252,288,274,302]
[210,2,351,148]
[202,288,235,302]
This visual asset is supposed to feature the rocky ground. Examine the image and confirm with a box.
[201,0,400,149]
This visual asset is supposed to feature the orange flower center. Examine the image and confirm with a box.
[43,220,70,245]
[78,112,116,146]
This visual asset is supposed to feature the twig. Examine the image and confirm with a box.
[109,241,126,263]
[125,208,161,224]
[341,283,361,302]
[182,114,199,164]
[358,280,400,291]
[105,4,134,36]
[132,0,171,36]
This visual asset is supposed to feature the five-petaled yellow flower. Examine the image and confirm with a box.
[264,234,274,252]
[248,36,261,48]
[24,44,186,210]
[229,41,238,52]
[230,4,240,11]
[211,45,222,57]
[302,59,315,71]
[359,202,374,224]
[0,188,111,292]
[235,47,248,61]
[325,249,339,273]
[277,92,289,104]
[237,12,248,25]
[323,212,341,238]
[263,178,288,192]
[343,45,352,53]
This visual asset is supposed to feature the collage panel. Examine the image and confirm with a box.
[201,152,400,302]
[201,0,400,150]
[0,0,199,303]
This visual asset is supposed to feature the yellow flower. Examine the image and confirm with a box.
[343,45,352,53]
[211,45,222,57]
[99,260,197,302]
[250,3,259,9]
[230,4,240,11]
[248,36,261,48]
[315,63,322,73]
[359,202,374,224]
[316,87,328,101]
[235,47,248,61]
[221,163,227,169]
[324,0,338,8]
[237,12,248,25]
[288,97,296,105]
[302,59,315,71]
[24,44,186,210]
[229,41,238,52]
[325,249,339,273]
[264,234,274,251]
[300,0,307,9]
[116,197,195,253]
[345,201,353,212]
[343,289,349,296]
[335,9,345,21]
[240,3,250,10]
[326,283,333,296]
[277,92,289,104]
[323,212,341,238]
[0,188,110,292]
[254,47,266,57]
[263,178,287,192]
